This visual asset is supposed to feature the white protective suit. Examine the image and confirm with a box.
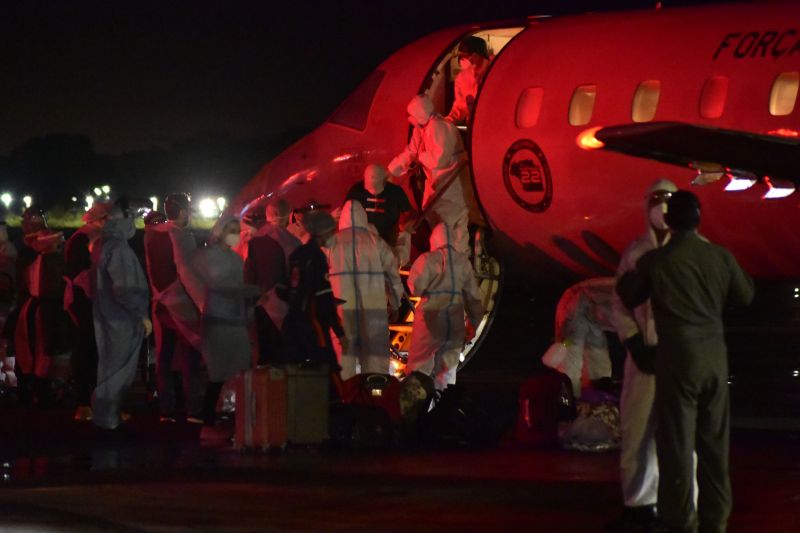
[326,201,404,378]
[388,95,471,255]
[542,277,616,398]
[406,223,484,390]
[90,215,150,430]
[611,178,677,508]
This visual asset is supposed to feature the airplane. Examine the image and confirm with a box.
[232,1,800,408]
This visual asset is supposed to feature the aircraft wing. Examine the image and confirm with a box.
[593,122,800,187]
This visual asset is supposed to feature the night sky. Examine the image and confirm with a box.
[0,0,715,203]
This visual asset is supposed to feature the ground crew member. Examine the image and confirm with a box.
[617,190,754,533]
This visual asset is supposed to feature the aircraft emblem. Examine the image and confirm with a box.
[502,139,553,213]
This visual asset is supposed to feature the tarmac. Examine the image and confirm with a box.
[1,398,798,532]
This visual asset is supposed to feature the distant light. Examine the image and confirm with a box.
[0,193,11,208]
[71,196,78,202]
[794,369,800,378]
[93,187,102,196]
[85,195,94,212]
[216,197,227,212]
[101,185,111,194]
[150,196,159,211]
[762,177,796,199]
[22,195,32,208]
[198,197,219,219]
[576,126,604,150]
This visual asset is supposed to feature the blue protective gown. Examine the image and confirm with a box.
[90,217,150,429]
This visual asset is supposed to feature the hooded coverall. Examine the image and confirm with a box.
[326,200,403,378]
[406,223,484,390]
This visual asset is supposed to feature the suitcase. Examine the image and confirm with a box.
[234,367,288,451]
[516,368,575,446]
[286,363,330,444]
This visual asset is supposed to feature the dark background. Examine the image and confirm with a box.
[0,0,718,207]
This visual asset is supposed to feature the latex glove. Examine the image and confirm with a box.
[624,333,656,374]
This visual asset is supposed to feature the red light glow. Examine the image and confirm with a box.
[576,126,605,150]
[767,128,800,138]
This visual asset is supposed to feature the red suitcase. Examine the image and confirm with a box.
[516,369,574,445]
[234,366,288,451]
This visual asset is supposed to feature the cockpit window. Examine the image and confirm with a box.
[328,69,386,131]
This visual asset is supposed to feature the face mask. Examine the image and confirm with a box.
[649,203,668,231]
[224,233,240,248]
[459,58,474,70]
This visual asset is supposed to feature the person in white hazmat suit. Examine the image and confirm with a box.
[609,178,678,530]
[388,94,472,255]
[90,207,151,430]
[406,223,484,390]
[326,200,404,379]
[541,277,616,398]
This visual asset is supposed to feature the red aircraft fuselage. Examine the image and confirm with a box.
[234,2,800,285]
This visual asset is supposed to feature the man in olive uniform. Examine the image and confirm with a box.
[617,191,754,533]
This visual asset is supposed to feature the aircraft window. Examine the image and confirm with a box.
[515,87,544,128]
[699,76,729,119]
[769,72,799,116]
[328,69,386,131]
[632,80,661,123]
[569,85,597,126]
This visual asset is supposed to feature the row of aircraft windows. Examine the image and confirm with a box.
[515,72,800,129]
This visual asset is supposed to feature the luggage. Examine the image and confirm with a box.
[286,363,330,444]
[329,373,402,450]
[234,367,288,451]
[338,373,402,422]
[516,368,576,446]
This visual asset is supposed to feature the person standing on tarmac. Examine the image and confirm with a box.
[617,191,754,533]
[143,193,204,424]
[245,199,301,364]
[406,223,483,390]
[326,200,404,379]
[244,208,286,365]
[188,216,257,438]
[608,178,677,530]
[346,164,415,266]
[90,206,151,430]
[389,94,472,256]
[64,201,113,422]
[280,210,348,367]
[12,207,69,407]
[445,36,491,126]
